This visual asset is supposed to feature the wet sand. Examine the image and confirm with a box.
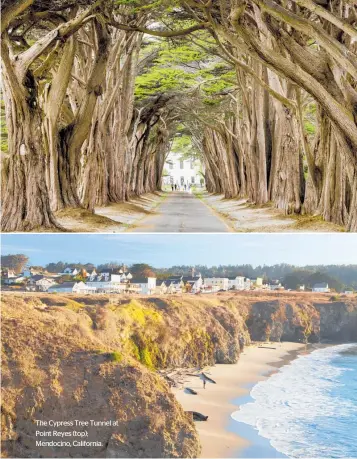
[173,342,309,458]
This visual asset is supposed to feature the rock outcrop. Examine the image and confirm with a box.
[316,302,357,342]
[245,297,357,343]
[1,292,356,458]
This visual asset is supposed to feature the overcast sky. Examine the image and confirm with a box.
[1,234,356,267]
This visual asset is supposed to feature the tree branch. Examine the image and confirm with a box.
[15,1,103,78]
[290,0,357,40]
[110,21,208,37]
[251,0,357,80]
[1,0,34,35]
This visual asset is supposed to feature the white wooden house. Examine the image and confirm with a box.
[182,275,203,292]
[62,267,79,276]
[204,277,229,291]
[268,281,284,291]
[167,274,203,293]
[162,152,204,188]
[88,268,97,279]
[130,277,157,294]
[2,270,17,280]
[86,270,127,292]
[312,283,330,293]
[4,276,26,285]
[244,278,252,290]
[48,281,96,294]
[167,280,183,293]
[228,276,245,290]
[27,275,56,291]
[157,281,170,294]
[251,277,263,287]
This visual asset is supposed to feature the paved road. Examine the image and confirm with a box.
[131,192,230,233]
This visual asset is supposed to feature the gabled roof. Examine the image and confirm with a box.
[30,274,44,281]
[90,272,118,282]
[313,282,329,288]
[160,280,171,286]
[205,276,228,280]
[167,275,182,281]
[130,278,148,284]
[49,282,76,289]
[182,276,201,283]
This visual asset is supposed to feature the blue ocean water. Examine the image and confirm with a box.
[232,344,357,458]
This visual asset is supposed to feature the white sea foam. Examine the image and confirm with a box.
[231,344,357,458]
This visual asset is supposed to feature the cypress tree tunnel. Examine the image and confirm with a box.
[1,0,356,231]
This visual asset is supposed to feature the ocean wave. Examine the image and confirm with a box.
[231,344,357,458]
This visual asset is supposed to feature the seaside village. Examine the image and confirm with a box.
[1,265,338,295]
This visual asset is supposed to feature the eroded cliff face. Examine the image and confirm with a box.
[2,292,357,458]
[246,300,321,342]
[315,302,357,342]
[1,297,200,459]
[245,298,357,343]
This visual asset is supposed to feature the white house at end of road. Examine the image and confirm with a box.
[162,152,203,187]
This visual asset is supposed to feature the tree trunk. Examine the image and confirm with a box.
[2,105,58,231]
[267,81,303,213]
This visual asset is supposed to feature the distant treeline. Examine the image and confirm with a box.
[1,257,356,291]
[159,264,357,291]
[162,267,356,292]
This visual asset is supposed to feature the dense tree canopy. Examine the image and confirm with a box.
[129,263,156,277]
[1,0,356,231]
[283,270,344,291]
[1,254,29,273]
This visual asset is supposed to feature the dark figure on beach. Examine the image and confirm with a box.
[201,372,216,389]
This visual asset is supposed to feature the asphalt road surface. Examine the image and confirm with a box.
[131,192,230,233]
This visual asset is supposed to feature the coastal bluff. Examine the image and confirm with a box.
[2,292,357,458]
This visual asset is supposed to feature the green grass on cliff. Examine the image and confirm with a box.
[111,299,163,326]
[108,351,123,363]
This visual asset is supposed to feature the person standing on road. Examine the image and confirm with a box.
[171,184,174,191]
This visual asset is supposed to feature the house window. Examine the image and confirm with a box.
[180,160,184,169]
[190,161,194,169]
[191,176,195,184]
[169,162,173,170]
[180,176,184,185]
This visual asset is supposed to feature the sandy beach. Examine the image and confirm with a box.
[173,342,308,458]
